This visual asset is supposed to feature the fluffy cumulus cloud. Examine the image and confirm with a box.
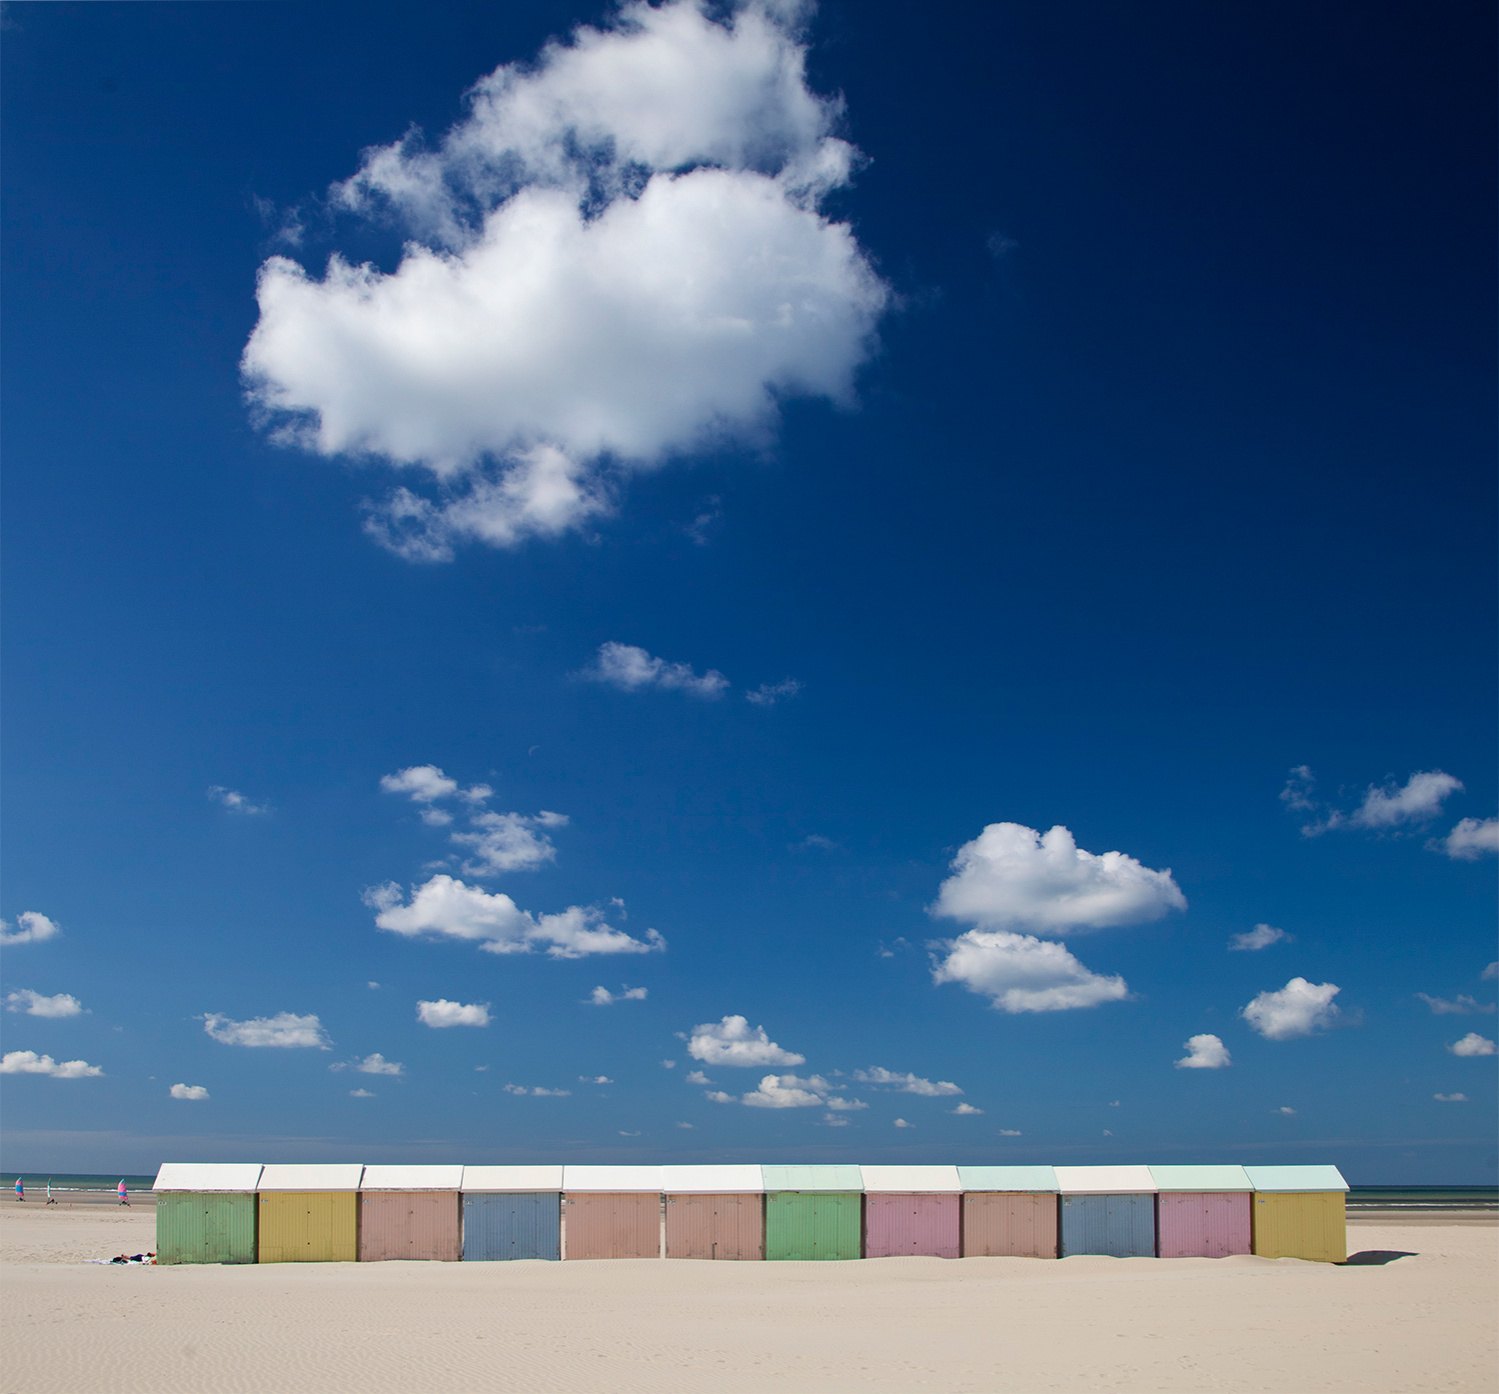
[1438,816,1499,860]
[950,1102,983,1115]
[1416,994,1495,1016]
[355,1053,404,1075]
[585,642,728,698]
[932,823,1186,936]
[1174,1033,1231,1069]
[1448,1032,1496,1057]
[242,0,887,560]
[202,1011,331,1048]
[169,1083,210,1101]
[208,785,271,815]
[0,912,61,947]
[1230,924,1290,952]
[1288,766,1465,837]
[416,999,491,1028]
[367,876,664,958]
[0,1050,103,1078]
[931,929,1130,1014]
[851,1067,962,1097]
[711,1072,865,1110]
[380,766,563,872]
[686,1015,804,1067]
[1240,978,1341,1041]
[5,990,84,1018]
[590,985,649,1005]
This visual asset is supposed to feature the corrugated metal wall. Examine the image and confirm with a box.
[562,1193,661,1259]
[257,1192,359,1263]
[1059,1193,1155,1258]
[358,1191,461,1262]
[960,1193,1057,1258]
[155,1193,257,1265]
[1251,1191,1346,1263]
[1156,1192,1251,1258]
[863,1194,959,1259]
[764,1192,862,1261]
[664,1193,764,1260]
[462,1192,561,1261]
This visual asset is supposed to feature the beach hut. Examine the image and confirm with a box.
[561,1166,663,1259]
[859,1166,961,1259]
[461,1165,563,1261]
[957,1165,1059,1258]
[256,1164,363,1263]
[357,1165,462,1262]
[1149,1164,1253,1259]
[153,1164,262,1265]
[762,1164,863,1261]
[662,1165,765,1260]
[1244,1164,1348,1263]
[1054,1165,1156,1258]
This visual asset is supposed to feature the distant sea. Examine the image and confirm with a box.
[2,1176,1494,1208]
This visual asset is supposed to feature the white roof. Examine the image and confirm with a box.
[1243,1164,1349,1193]
[257,1164,365,1192]
[859,1165,962,1193]
[1053,1165,1157,1194]
[661,1165,765,1194]
[359,1165,463,1191]
[461,1165,564,1192]
[563,1165,663,1192]
[153,1163,263,1193]
[957,1165,1058,1192]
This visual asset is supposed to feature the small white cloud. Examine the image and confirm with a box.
[1108,1101,1120,1107]
[475,1064,489,1071]
[356,1053,405,1075]
[661,1059,677,1069]
[1448,1032,1497,1057]
[367,982,380,989]
[580,1075,613,1084]
[1241,978,1341,1041]
[0,912,61,947]
[1230,924,1291,952]
[369,875,664,958]
[208,785,271,815]
[5,990,84,1018]
[1280,766,1319,813]
[1102,1129,1113,1137]
[586,642,728,698]
[746,678,801,707]
[740,1073,833,1109]
[451,811,565,876]
[1433,1092,1469,1103]
[821,1113,850,1127]
[1277,1106,1297,1116]
[686,1015,804,1067]
[503,1083,570,1096]
[893,1118,912,1128]
[931,822,1186,936]
[675,1121,694,1129]
[618,1130,642,1137]
[704,1089,734,1103]
[1297,768,1465,837]
[1416,993,1495,1016]
[851,1067,962,1097]
[421,807,454,827]
[202,1011,331,1049]
[997,1128,1022,1136]
[1483,961,1498,980]
[169,1083,210,1101]
[950,1102,983,1115]
[796,834,839,852]
[350,1088,376,1098]
[0,1050,103,1078]
[824,1095,868,1112]
[1438,817,1499,861]
[590,985,649,1005]
[684,1070,711,1085]
[416,998,491,1028]
[380,764,461,802]
[1174,1033,1231,1069]
[931,929,1130,1014]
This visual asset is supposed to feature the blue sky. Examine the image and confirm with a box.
[3,1,1494,1182]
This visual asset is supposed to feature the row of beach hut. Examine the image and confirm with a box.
[154,1162,1348,1266]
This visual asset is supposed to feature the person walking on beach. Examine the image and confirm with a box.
[46,1179,57,1205]
[13,1178,23,1202]
[117,1179,130,1207]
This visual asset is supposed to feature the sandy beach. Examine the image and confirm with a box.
[1,1206,1493,1394]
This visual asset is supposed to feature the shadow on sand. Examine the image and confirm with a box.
[1341,1250,1418,1266]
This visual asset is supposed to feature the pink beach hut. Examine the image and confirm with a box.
[1148,1165,1252,1259]
[859,1166,961,1259]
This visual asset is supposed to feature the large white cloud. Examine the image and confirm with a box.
[242,0,887,560]
[686,1014,804,1067]
[202,1011,331,1048]
[931,823,1186,936]
[367,874,664,958]
[1448,1032,1496,1057]
[0,912,61,947]
[931,929,1130,1014]
[5,990,84,1018]
[1240,978,1341,1041]
[1438,816,1499,860]
[1174,1034,1231,1069]
[1,1050,103,1079]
